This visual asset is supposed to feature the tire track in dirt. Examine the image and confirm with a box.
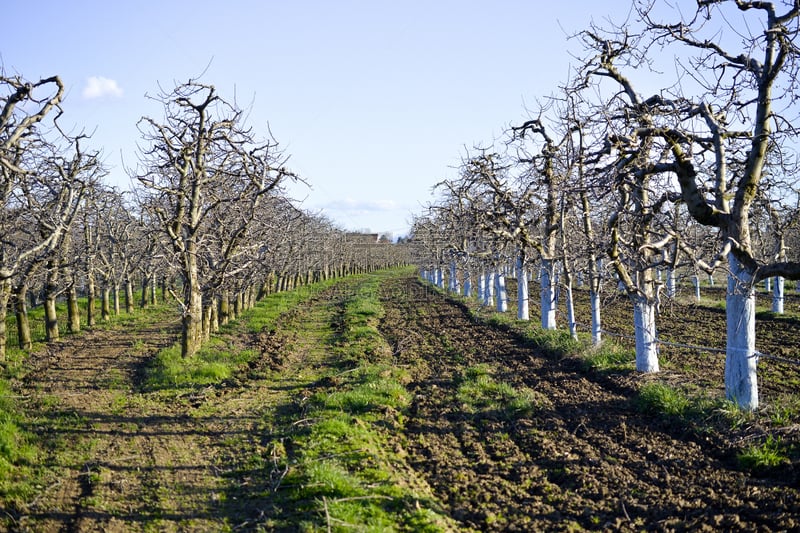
[378,276,799,531]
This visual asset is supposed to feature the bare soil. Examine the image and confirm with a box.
[377,277,800,531]
[6,273,800,531]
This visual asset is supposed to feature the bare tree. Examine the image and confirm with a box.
[134,80,295,357]
[576,0,800,408]
[0,74,100,358]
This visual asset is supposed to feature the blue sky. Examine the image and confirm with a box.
[3,1,634,237]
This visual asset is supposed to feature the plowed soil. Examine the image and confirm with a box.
[6,272,800,531]
[378,276,799,531]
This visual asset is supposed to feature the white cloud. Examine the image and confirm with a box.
[82,76,123,99]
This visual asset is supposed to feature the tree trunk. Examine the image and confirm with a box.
[141,275,149,308]
[564,274,577,340]
[726,254,758,410]
[772,277,784,314]
[219,290,230,326]
[101,286,111,322]
[87,272,97,326]
[0,279,11,361]
[495,270,508,313]
[44,260,60,342]
[125,277,134,314]
[633,295,659,373]
[666,269,676,299]
[202,300,212,341]
[462,270,472,298]
[449,260,458,294]
[590,285,602,346]
[540,259,557,330]
[484,271,495,308]
[210,296,219,333]
[45,292,59,342]
[14,282,32,350]
[113,284,121,316]
[150,274,158,305]
[233,292,242,318]
[181,265,204,358]
[67,282,80,334]
[516,255,529,321]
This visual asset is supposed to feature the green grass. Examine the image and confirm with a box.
[318,365,411,413]
[635,383,691,417]
[738,435,789,470]
[456,363,549,418]
[144,338,259,390]
[143,281,336,390]
[766,394,800,427]
[581,341,635,372]
[0,380,37,504]
[265,270,454,531]
[4,288,170,349]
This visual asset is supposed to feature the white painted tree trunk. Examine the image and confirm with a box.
[435,268,444,289]
[764,277,771,293]
[540,260,557,330]
[633,296,659,373]
[666,269,676,298]
[693,275,701,301]
[516,255,529,321]
[449,260,458,293]
[565,282,577,340]
[726,254,758,410]
[463,271,472,298]
[708,274,715,287]
[773,277,784,314]
[590,287,601,346]
[495,271,508,312]
[477,272,485,301]
[484,271,495,308]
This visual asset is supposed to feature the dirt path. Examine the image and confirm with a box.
[13,291,338,532]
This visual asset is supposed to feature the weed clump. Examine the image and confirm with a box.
[456,363,549,417]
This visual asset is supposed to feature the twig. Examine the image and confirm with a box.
[291,417,321,427]
[323,496,332,533]
[328,495,394,503]
[621,500,631,522]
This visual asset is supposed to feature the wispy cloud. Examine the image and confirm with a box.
[324,198,400,214]
[82,76,123,99]
[316,197,412,234]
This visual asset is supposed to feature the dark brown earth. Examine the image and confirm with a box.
[6,272,800,531]
[377,276,800,531]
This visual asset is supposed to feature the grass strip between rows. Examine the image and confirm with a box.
[265,270,456,531]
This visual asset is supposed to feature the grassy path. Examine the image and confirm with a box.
[6,284,341,530]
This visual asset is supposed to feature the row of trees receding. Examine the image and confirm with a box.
[410,0,800,411]
[1,75,409,362]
